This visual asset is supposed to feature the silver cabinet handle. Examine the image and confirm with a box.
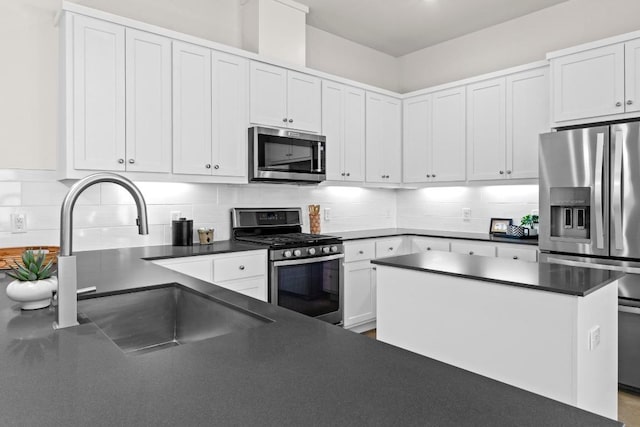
[346,173,350,177]
[628,100,634,105]
[469,251,474,255]
[128,159,135,164]
[616,102,623,107]
[388,247,394,251]
[506,170,511,175]
[432,174,436,178]
[214,164,220,169]
[341,172,345,176]
[288,119,293,123]
[358,250,364,255]
[426,247,431,251]
[513,256,518,260]
[499,170,504,175]
[239,265,245,270]
[118,158,124,164]
[205,164,211,169]
[426,174,431,178]
[282,118,287,122]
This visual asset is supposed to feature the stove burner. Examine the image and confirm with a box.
[236,232,338,247]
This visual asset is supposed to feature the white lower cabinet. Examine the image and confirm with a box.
[151,250,268,301]
[343,260,376,328]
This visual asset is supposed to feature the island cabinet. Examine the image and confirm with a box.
[151,250,268,301]
[467,67,549,181]
[65,15,172,174]
[322,81,365,182]
[365,92,402,184]
[249,61,321,133]
[374,253,620,420]
[173,43,248,178]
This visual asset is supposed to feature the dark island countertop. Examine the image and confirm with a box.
[0,244,621,426]
[372,251,624,297]
[332,228,539,246]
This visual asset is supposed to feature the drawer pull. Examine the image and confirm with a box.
[469,251,474,255]
[358,250,364,255]
[426,247,431,251]
[239,265,245,270]
[388,247,394,251]
[513,256,518,260]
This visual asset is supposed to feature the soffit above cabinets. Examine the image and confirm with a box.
[296,0,568,57]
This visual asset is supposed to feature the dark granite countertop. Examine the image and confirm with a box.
[332,228,539,246]
[0,244,620,426]
[372,251,624,297]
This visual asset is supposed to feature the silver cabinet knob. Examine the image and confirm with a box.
[469,251,474,255]
[288,119,293,123]
[506,170,511,175]
[282,118,287,122]
[239,265,245,270]
[388,247,394,251]
[346,173,350,177]
[214,164,220,169]
[616,102,623,107]
[128,159,135,164]
[628,100,634,105]
[499,170,505,175]
[118,158,124,164]
[432,174,436,178]
[426,247,431,251]
[341,172,345,176]
[205,164,211,169]
[381,175,385,178]
[358,250,364,255]
[426,174,431,178]
[513,256,519,260]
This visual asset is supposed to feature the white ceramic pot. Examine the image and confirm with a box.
[6,276,57,310]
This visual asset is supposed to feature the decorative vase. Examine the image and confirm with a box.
[6,276,57,310]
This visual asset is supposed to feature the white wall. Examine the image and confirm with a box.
[0,180,396,251]
[399,0,640,92]
[396,185,539,232]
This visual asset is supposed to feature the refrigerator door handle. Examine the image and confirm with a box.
[613,129,624,251]
[594,133,605,250]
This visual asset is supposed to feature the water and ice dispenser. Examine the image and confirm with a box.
[549,187,590,240]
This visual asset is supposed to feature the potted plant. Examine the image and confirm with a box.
[520,214,539,236]
[5,250,57,310]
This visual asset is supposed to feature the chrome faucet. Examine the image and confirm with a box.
[55,173,148,329]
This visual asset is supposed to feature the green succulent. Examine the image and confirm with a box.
[7,250,55,282]
[520,214,539,228]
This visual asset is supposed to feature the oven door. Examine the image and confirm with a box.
[271,254,343,324]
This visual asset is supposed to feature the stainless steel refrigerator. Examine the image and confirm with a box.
[539,121,640,392]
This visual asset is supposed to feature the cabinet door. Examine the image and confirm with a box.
[172,42,212,175]
[375,237,407,258]
[211,52,248,178]
[125,29,171,173]
[250,61,288,128]
[450,241,496,257]
[382,97,403,183]
[403,95,432,183]
[343,261,376,328]
[287,71,321,132]
[625,39,640,114]
[365,92,386,183]
[467,78,506,181]
[344,240,376,263]
[217,277,268,302]
[322,81,345,181]
[72,15,125,171]
[431,87,466,182]
[343,86,366,182]
[410,236,450,253]
[551,44,625,122]
[506,67,550,179]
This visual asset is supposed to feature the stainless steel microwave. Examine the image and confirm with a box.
[249,126,326,184]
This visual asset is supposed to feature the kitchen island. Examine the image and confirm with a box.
[0,244,622,426]
[372,251,622,421]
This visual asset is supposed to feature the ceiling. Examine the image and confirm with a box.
[296,0,569,57]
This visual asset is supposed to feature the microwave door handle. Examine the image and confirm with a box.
[594,132,605,250]
[317,144,323,172]
[613,129,624,250]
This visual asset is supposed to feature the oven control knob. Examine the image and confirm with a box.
[330,246,338,253]
[293,249,302,257]
[307,248,316,255]
[322,247,330,254]
[283,250,293,258]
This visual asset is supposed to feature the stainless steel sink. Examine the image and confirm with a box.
[77,284,272,355]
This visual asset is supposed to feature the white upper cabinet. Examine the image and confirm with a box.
[625,39,640,114]
[322,81,365,182]
[403,87,466,184]
[125,29,172,173]
[250,62,321,133]
[366,92,402,184]
[467,78,506,181]
[172,42,212,175]
[211,52,248,178]
[550,44,625,123]
[72,15,126,171]
[506,67,550,179]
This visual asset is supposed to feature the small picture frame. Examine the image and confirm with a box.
[489,218,513,235]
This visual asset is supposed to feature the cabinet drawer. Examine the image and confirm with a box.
[217,276,267,302]
[212,252,266,282]
[450,241,496,257]
[375,237,406,258]
[410,237,450,253]
[345,240,376,262]
[497,246,538,262]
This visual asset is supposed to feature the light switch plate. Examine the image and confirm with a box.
[462,208,471,221]
[589,325,601,350]
[324,208,331,221]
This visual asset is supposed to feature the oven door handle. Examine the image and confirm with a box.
[273,253,344,267]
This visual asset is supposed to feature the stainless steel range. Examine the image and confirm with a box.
[231,208,344,324]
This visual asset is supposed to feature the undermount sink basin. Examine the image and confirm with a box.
[77,284,272,355]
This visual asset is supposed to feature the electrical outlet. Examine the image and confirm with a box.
[11,213,27,233]
[462,208,471,221]
[532,209,539,216]
[170,211,182,222]
[324,208,331,221]
[589,326,601,350]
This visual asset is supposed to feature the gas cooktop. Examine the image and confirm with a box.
[235,232,339,247]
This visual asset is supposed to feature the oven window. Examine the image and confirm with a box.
[276,259,340,317]
[258,134,321,174]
